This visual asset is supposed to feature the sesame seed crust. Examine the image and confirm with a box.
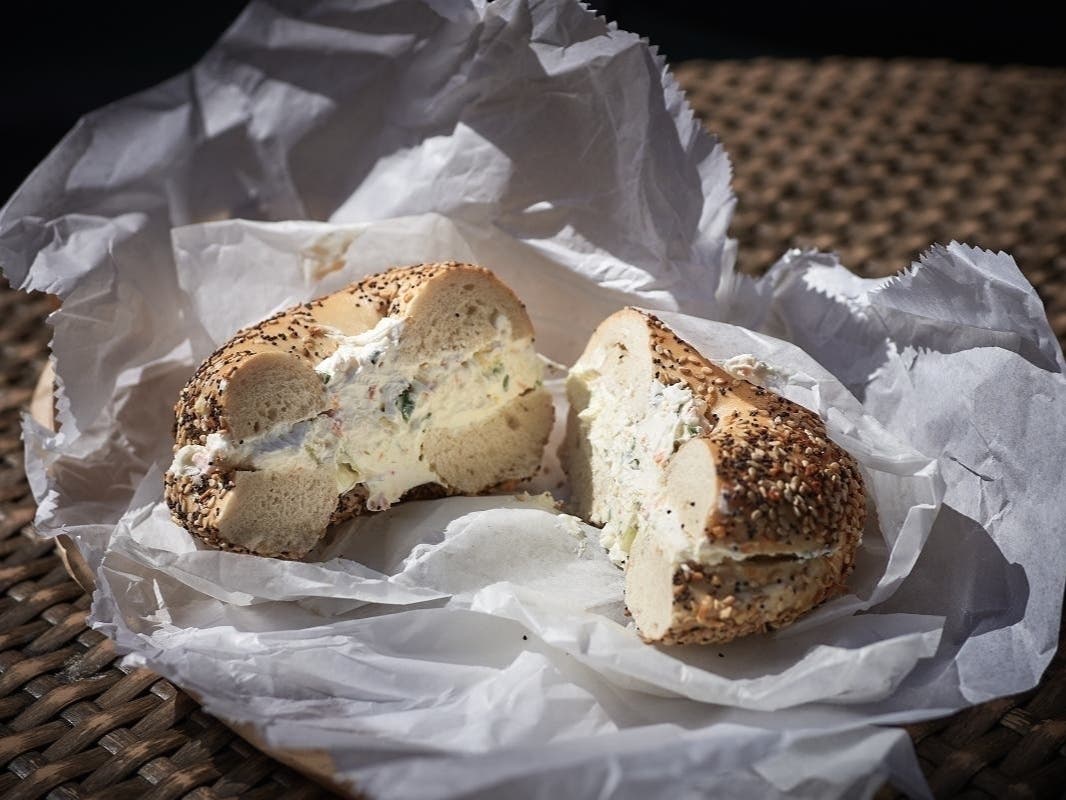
[638,309,865,558]
[163,262,537,558]
[660,550,852,645]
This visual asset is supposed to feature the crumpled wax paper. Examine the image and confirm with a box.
[1,1,1064,798]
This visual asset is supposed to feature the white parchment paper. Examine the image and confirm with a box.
[2,1,1064,798]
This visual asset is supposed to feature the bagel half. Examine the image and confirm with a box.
[562,308,865,644]
[165,263,554,558]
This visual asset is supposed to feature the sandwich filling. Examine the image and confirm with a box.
[170,313,542,511]
[571,353,709,567]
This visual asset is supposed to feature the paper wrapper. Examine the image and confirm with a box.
[2,2,1064,798]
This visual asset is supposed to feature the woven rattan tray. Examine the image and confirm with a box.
[2,57,1065,799]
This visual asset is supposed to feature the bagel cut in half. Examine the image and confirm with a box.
[562,309,866,644]
[165,263,554,558]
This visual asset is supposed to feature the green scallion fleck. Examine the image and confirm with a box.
[503,374,510,390]
[399,386,415,421]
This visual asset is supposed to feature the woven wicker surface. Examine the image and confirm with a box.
[675,59,1066,340]
[2,57,1065,799]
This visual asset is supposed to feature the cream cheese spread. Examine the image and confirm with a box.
[720,353,772,385]
[169,313,542,512]
[574,368,708,567]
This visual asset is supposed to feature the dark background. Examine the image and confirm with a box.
[1,1,1059,205]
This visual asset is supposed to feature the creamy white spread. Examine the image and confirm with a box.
[169,416,338,480]
[721,353,772,385]
[575,369,707,566]
[170,313,542,511]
